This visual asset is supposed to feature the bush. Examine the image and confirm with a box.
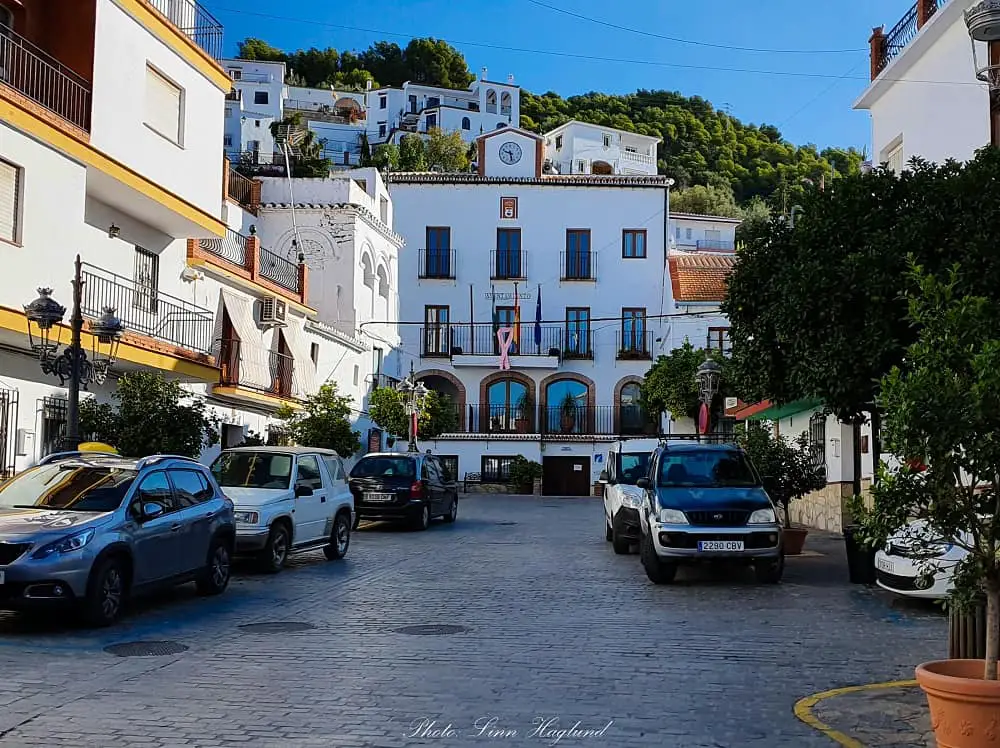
[508,456,542,490]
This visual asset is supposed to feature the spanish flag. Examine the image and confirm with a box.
[512,282,521,347]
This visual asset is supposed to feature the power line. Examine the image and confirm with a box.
[211,7,984,87]
[522,0,865,55]
[776,60,866,129]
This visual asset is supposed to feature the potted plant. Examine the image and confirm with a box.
[738,422,825,555]
[515,391,533,434]
[851,267,1000,744]
[508,456,542,494]
[559,393,578,433]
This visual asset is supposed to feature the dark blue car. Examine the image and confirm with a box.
[635,441,784,584]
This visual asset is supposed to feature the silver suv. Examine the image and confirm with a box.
[0,451,235,627]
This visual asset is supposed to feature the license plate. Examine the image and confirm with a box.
[697,540,744,552]
[364,492,395,503]
[876,557,894,574]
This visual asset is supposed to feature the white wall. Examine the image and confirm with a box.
[480,130,540,178]
[544,123,659,176]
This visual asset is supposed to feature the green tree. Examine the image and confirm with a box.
[277,383,360,456]
[359,132,372,167]
[851,265,1000,679]
[269,113,331,177]
[399,38,475,88]
[236,38,287,62]
[641,341,728,422]
[367,387,458,440]
[399,134,428,171]
[426,128,469,172]
[79,372,219,457]
[671,184,742,218]
[371,143,400,171]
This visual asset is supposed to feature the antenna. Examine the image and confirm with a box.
[273,126,304,262]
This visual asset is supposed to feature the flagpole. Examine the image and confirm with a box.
[469,283,474,356]
[536,283,541,355]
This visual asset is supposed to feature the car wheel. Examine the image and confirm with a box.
[196,538,232,595]
[640,531,676,584]
[324,512,351,560]
[411,504,430,531]
[82,557,127,627]
[605,520,613,542]
[443,495,458,524]
[754,554,785,584]
[258,522,290,573]
[612,525,631,555]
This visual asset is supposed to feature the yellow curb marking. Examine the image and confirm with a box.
[793,679,920,748]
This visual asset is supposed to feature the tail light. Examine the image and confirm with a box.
[410,480,424,498]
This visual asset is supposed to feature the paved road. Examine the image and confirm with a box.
[0,495,945,747]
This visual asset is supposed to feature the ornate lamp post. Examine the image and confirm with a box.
[965,1,1000,146]
[24,255,124,450]
[396,362,429,453]
[694,358,722,443]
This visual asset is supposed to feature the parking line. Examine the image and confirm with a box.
[793,679,919,747]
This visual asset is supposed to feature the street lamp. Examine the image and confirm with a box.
[965,1,1000,146]
[396,362,429,453]
[24,255,124,450]
[695,358,722,442]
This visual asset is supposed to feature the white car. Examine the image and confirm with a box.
[874,520,968,599]
[209,446,355,573]
[601,447,653,555]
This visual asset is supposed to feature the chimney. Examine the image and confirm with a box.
[869,26,886,81]
[481,66,487,80]
[916,0,936,30]
[507,73,515,84]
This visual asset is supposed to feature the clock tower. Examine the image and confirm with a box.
[476,126,545,178]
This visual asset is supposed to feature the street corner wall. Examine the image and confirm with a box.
[788,478,873,534]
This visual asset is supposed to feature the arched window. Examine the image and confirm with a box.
[487,378,529,433]
[500,91,512,115]
[619,383,644,435]
[361,254,374,289]
[546,379,587,434]
[376,265,389,299]
[485,89,497,114]
[461,117,471,130]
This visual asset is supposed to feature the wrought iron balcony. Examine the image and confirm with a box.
[616,330,654,361]
[216,338,294,398]
[561,251,597,281]
[462,404,658,437]
[873,0,949,78]
[199,228,248,270]
[145,0,224,61]
[418,248,456,279]
[490,249,527,280]
[0,24,91,131]
[431,324,564,357]
[696,239,736,251]
[81,263,213,354]
[259,246,301,295]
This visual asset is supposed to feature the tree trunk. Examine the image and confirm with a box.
[782,501,791,529]
[986,586,999,681]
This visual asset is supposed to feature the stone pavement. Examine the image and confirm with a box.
[0,495,947,747]
[811,684,934,747]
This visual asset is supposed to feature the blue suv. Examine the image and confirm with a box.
[635,441,784,584]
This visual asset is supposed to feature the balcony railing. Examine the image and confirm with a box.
[81,263,214,354]
[418,249,456,279]
[462,404,658,437]
[490,249,527,280]
[616,330,654,361]
[621,150,655,165]
[227,168,259,214]
[874,0,949,77]
[225,88,241,101]
[216,338,293,398]
[562,328,593,360]
[259,246,301,294]
[435,324,564,357]
[199,228,248,270]
[0,24,91,132]
[696,239,735,251]
[371,373,401,391]
[145,0,224,61]
[561,251,597,281]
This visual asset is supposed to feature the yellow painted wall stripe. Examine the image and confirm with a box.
[0,99,226,237]
[793,679,920,748]
[114,0,232,92]
[212,385,302,410]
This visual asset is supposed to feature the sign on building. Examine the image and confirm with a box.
[500,197,518,220]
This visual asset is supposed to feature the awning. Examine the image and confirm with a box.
[220,290,273,390]
[746,398,824,421]
[279,318,318,398]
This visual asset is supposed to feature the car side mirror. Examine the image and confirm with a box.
[598,470,609,484]
[142,503,165,521]
[636,477,651,490]
[295,483,314,498]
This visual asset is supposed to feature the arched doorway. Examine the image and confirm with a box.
[416,369,466,431]
[479,372,535,434]
[544,378,589,435]
[615,376,655,435]
[592,160,614,175]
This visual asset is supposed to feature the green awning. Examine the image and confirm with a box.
[746,398,824,422]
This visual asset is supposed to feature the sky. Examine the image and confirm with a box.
[203,0,921,153]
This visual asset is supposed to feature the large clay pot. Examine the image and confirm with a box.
[782,526,808,556]
[916,659,1000,748]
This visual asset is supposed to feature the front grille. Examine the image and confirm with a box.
[685,510,749,526]
[0,542,31,565]
[876,569,918,592]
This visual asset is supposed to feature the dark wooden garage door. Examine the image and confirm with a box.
[542,456,591,496]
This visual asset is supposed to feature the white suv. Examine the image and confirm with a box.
[209,447,354,572]
[601,447,653,554]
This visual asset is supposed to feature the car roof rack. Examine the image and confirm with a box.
[135,454,201,470]
[38,450,121,466]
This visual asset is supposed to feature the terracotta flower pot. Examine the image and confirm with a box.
[782,526,808,555]
[916,659,1000,748]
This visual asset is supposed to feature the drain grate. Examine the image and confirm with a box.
[238,622,316,634]
[394,624,468,636]
[104,640,189,657]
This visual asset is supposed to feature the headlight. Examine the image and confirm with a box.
[621,492,643,508]
[234,510,260,525]
[749,508,777,524]
[658,508,688,524]
[31,528,96,559]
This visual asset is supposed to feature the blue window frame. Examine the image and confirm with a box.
[496,229,522,279]
[425,227,451,278]
[566,230,591,279]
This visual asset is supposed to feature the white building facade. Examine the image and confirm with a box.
[542,121,661,176]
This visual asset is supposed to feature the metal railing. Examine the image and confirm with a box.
[259,246,301,294]
[442,324,564,357]
[562,328,593,360]
[0,24,91,131]
[145,0,224,60]
[874,0,949,76]
[561,251,597,281]
[462,404,658,436]
[199,228,248,269]
[371,373,401,391]
[225,89,241,101]
[616,330,654,360]
[490,249,527,280]
[82,262,214,354]
[227,169,257,212]
[418,248,456,279]
[696,239,736,251]
[216,338,293,397]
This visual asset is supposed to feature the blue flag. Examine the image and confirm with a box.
[534,284,542,347]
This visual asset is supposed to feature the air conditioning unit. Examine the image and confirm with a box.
[259,296,287,327]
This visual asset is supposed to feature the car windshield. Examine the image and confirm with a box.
[658,450,759,488]
[211,452,293,490]
[350,456,416,479]
[0,463,137,512]
[616,452,650,485]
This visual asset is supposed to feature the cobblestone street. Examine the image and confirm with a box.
[0,495,946,747]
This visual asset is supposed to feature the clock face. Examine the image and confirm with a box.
[499,141,522,165]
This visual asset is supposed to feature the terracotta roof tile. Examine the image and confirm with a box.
[668,252,736,303]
